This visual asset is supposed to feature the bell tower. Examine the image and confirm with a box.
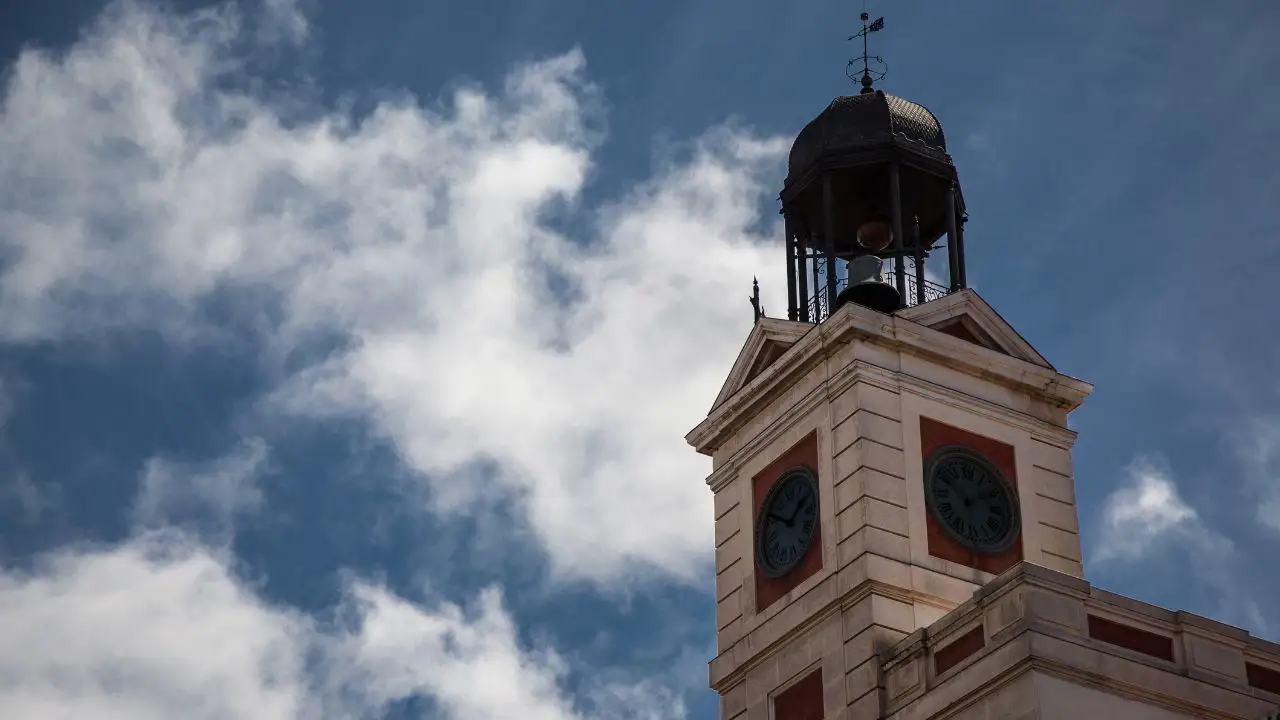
[686,16,1092,720]
[783,14,967,324]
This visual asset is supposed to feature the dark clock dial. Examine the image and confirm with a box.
[754,467,820,579]
[924,446,1020,554]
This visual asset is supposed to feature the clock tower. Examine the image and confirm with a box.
[685,21,1280,720]
[686,71,1091,716]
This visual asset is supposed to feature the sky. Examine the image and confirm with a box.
[0,0,1278,718]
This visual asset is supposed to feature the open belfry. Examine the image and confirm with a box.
[685,15,1280,720]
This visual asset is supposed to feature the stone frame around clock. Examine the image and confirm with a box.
[753,464,821,579]
[922,444,1022,555]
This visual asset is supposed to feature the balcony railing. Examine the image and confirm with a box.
[805,271,950,324]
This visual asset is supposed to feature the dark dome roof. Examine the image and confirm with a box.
[787,90,947,182]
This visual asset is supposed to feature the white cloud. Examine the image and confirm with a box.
[1093,456,1268,635]
[0,0,783,584]
[132,438,270,542]
[1092,457,1201,564]
[338,585,572,718]
[0,0,787,584]
[0,532,683,720]
[0,533,315,720]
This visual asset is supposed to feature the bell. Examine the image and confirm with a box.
[855,218,893,252]
[833,255,901,314]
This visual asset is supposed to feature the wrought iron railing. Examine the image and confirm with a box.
[804,270,950,323]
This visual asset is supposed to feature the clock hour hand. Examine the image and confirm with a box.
[786,497,811,524]
[768,512,793,527]
[942,478,973,503]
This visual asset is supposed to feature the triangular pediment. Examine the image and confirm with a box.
[711,317,813,411]
[897,289,1054,370]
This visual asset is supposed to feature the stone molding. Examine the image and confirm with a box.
[700,357,1080,495]
[880,562,1280,719]
[687,293,1091,459]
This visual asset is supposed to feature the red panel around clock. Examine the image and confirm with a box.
[919,417,1023,574]
[753,431,822,612]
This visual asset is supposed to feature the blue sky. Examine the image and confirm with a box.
[0,0,1278,717]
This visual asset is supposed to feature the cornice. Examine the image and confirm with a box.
[705,341,873,492]
[710,318,813,412]
[688,302,1092,457]
[688,320,833,458]
[709,577,940,694]
[710,589,845,693]
[703,357,1080,493]
[705,382,828,492]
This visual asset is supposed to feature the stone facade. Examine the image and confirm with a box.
[688,290,1280,719]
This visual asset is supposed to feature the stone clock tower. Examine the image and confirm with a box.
[687,73,1280,720]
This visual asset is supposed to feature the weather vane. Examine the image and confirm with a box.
[847,12,887,93]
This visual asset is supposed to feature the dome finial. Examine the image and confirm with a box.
[847,11,887,94]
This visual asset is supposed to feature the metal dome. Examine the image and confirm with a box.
[786,90,947,183]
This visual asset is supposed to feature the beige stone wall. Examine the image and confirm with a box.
[1034,672,1200,720]
[890,669,1203,720]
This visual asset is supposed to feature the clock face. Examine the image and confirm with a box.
[754,467,820,579]
[924,446,1020,554]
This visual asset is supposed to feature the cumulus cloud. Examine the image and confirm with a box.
[0,533,316,720]
[0,532,684,720]
[339,584,687,720]
[1093,456,1267,634]
[1092,457,1203,564]
[0,0,787,584]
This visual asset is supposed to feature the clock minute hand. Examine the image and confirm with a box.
[768,512,793,527]
[786,497,810,525]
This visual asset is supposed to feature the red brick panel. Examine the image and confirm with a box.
[1246,662,1280,695]
[919,417,1023,574]
[774,668,824,720]
[935,320,984,346]
[753,431,822,612]
[933,624,986,675]
[1086,615,1174,662]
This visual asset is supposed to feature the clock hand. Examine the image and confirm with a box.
[942,478,974,504]
[786,497,810,525]
[768,512,790,525]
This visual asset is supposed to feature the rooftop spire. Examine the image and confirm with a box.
[847,12,886,94]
